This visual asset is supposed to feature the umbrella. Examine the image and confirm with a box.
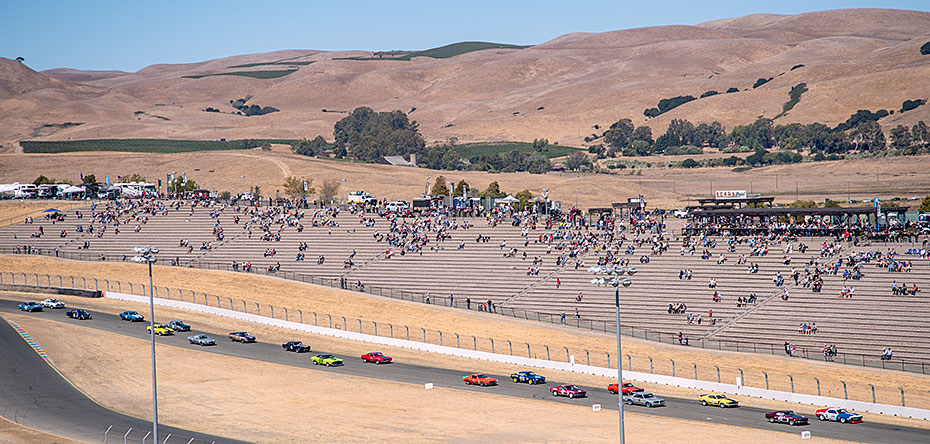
[44,208,61,213]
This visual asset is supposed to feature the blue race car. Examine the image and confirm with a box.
[18,301,44,312]
[510,371,546,384]
[119,310,144,321]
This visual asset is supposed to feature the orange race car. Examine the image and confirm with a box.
[463,373,498,387]
[608,382,644,395]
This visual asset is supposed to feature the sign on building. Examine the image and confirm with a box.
[715,190,747,200]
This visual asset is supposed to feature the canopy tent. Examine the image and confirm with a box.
[58,186,86,197]
[43,208,61,213]
[498,195,519,203]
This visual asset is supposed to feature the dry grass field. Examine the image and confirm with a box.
[3,310,865,444]
[4,256,930,417]
[2,9,929,151]
[1,149,928,210]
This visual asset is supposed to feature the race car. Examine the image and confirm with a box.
[623,392,665,407]
[18,301,44,312]
[510,371,546,384]
[765,410,809,426]
[41,298,66,309]
[66,309,92,320]
[361,352,392,364]
[815,408,863,424]
[166,320,191,332]
[550,384,587,399]
[311,354,344,366]
[147,324,174,336]
[608,382,644,395]
[188,334,216,346]
[283,341,312,353]
[463,373,498,386]
[228,331,256,343]
[119,310,144,321]
[698,393,739,408]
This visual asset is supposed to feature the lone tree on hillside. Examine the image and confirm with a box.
[454,180,470,196]
[564,151,591,171]
[283,176,314,197]
[319,179,341,204]
[480,181,505,198]
[430,176,449,196]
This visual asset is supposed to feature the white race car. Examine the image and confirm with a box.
[42,298,66,309]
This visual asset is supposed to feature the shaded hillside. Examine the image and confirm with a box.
[2,9,930,152]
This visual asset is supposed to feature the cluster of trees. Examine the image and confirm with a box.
[468,150,551,174]
[228,97,278,116]
[901,99,926,113]
[643,96,696,118]
[281,176,341,204]
[294,136,330,156]
[600,111,930,163]
[328,107,551,173]
[597,118,726,156]
[333,107,426,162]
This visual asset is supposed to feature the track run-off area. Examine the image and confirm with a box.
[1,296,928,444]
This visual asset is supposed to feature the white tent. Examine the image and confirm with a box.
[59,185,86,197]
[498,195,519,203]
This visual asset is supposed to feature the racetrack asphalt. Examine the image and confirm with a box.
[0,308,253,443]
[1,297,928,444]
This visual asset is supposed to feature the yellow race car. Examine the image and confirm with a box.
[147,324,175,336]
[698,393,739,408]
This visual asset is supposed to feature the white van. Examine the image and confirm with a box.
[348,191,377,205]
[14,184,38,199]
[385,201,409,212]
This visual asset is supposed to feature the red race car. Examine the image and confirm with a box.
[464,373,498,386]
[551,384,587,399]
[608,382,644,395]
[361,352,393,364]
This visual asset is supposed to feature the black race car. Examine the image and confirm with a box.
[282,341,312,353]
[66,309,93,320]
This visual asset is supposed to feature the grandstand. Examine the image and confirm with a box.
[1,200,928,366]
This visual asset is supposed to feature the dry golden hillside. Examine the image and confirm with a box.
[1,8,929,151]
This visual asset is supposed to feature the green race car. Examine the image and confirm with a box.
[311,354,344,367]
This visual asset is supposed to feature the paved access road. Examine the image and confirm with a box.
[2,297,928,444]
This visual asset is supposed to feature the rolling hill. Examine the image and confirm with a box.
[1,8,929,152]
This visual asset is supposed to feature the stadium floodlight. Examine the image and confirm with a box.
[130,245,159,444]
[586,264,632,444]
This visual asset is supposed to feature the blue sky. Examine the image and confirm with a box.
[2,1,927,72]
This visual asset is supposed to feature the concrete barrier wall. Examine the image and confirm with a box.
[2,284,102,298]
[105,291,930,420]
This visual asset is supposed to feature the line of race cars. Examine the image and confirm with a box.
[17,300,867,427]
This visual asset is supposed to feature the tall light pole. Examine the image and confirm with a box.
[208,170,215,197]
[588,265,635,444]
[241,175,245,198]
[131,246,159,444]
